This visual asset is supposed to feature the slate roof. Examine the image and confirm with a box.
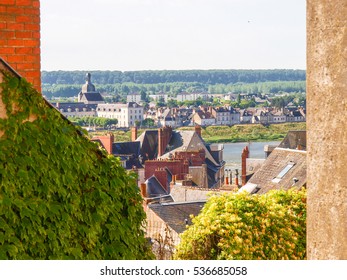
[240,147,307,194]
[196,111,214,119]
[112,141,142,169]
[80,92,104,102]
[52,102,97,111]
[278,130,306,150]
[148,201,206,233]
[159,130,219,166]
[137,129,158,160]
[145,176,173,204]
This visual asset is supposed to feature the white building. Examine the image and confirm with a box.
[177,92,193,102]
[127,92,141,103]
[149,93,169,102]
[177,92,210,102]
[53,103,97,118]
[97,102,144,128]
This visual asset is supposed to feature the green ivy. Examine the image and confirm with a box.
[0,71,153,259]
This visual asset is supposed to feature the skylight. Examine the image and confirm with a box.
[272,163,295,183]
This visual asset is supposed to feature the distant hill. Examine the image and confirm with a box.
[42,69,306,85]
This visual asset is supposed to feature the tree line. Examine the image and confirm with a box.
[42,69,305,86]
[43,81,306,99]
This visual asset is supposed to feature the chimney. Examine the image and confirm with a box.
[241,146,249,186]
[158,128,164,157]
[92,133,114,154]
[201,163,208,188]
[195,125,202,137]
[140,183,147,198]
[235,169,239,186]
[131,126,138,141]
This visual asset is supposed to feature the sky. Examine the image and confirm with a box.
[40,0,306,71]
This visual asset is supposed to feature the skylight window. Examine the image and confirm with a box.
[272,163,295,183]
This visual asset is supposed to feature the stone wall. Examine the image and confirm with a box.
[307,0,347,259]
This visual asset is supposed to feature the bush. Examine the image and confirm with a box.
[174,188,306,260]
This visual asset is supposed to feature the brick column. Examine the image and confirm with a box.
[0,0,41,91]
[307,0,347,259]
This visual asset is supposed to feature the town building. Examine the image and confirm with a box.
[211,106,240,126]
[192,110,215,126]
[96,102,143,128]
[52,102,97,118]
[126,92,141,103]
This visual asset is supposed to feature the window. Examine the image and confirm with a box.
[272,163,295,183]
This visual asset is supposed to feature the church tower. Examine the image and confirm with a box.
[77,73,104,104]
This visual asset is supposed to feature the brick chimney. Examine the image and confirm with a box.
[157,126,172,157]
[140,183,147,198]
[92,133,114,154]
[241,146,249,186]
[0,0,41,91]
[195,125,202,137]
[131,126,138,141]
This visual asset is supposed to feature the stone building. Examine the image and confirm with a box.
[96,102,143,128]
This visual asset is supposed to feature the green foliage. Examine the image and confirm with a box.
[67,116,118,128]
[41,70,306,98]
[141,118,155,128]
[42,69,306,85]
[174,189,306,260]
[0,72,153,260]
[198,123,306,143]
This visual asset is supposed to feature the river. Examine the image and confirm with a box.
[222,141,281,171]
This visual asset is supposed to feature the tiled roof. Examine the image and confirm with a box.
[241,147,307,194]
[148,201,206,233]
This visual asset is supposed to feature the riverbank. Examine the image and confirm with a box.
[181,122,306,143]
[89,122,306,143]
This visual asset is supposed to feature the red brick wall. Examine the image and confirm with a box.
[0,0,41,91]
[174,150,205,166]
[145,160,189,183]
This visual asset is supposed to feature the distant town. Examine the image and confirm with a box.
[48,72,306,130]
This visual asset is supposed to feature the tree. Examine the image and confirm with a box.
[140,90,148,102]
[174,188,306,260]
[156,97,166,108]
[167,99,178,108]
[141,118,155,127]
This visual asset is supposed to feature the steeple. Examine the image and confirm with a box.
[81,72,96,93]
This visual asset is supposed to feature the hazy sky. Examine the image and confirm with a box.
[40,0,306,71]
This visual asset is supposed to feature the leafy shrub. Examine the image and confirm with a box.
[174,188,306,260]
